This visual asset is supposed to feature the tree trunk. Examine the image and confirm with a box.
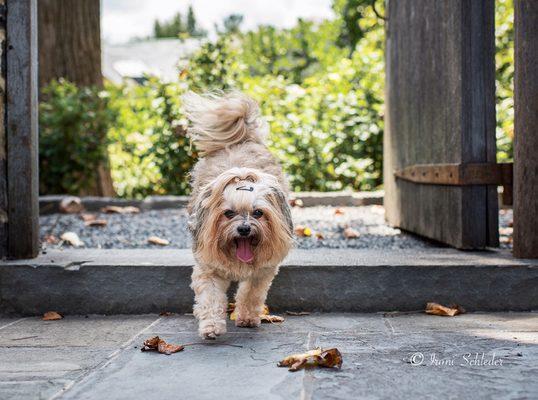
[38,0,102,88]
[38,0,115,196]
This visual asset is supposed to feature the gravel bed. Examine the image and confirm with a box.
[39,205,513,250]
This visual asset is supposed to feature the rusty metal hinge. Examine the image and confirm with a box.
[394,163,513,204]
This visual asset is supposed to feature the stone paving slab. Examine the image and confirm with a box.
[0,313,536,400]
[1,249,537,314]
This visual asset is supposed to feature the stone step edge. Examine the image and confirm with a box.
[1,248,536,315]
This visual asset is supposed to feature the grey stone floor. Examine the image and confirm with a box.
[0,312,536,400]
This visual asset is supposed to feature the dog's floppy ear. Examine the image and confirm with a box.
[269,186,293,234]
[188,185,213,244]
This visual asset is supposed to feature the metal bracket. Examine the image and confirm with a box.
[394,163,513,204]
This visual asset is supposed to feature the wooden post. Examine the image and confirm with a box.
[514,0,538,258]
[0,1,6,258]
[5,0,39,258]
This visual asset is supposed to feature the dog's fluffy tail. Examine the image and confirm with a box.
[182,91,267,155]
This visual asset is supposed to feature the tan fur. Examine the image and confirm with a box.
[184,91,293,339]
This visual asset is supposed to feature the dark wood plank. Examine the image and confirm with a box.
[513,0,538,258]
[384,0,497,249]
[0,0,6,258]
[6,0,39,258]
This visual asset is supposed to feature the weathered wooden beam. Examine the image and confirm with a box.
[394,163,513,186]
[6,0,39,258]
[0,0,7,258]
[514,0,538,258]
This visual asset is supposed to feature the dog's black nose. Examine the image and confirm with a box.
[237,225,251,237]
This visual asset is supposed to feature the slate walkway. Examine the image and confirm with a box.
[1,313,537,399]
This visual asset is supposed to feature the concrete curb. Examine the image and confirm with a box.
[39,191,384,214]
[1,249,536,315]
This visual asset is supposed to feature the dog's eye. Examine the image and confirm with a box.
[224,210,236,219]
[252,209,263,219]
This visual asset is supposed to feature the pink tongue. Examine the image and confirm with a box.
[236,238,254,263]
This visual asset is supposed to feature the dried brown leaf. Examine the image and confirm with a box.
[499,227,513,236]
[159,311,174,317]
[80,213,97,222]
[141,336,184,355]
[315,232,325,240]
[59,196,83,214]
[148,236,170,246]
[44,234,59,244]
[101,205,140,214]
[60,232,84,247]
[84,219,108,227]
[289,198,304,207]
[343,227,360,239]
[285,311,311,316]
[43,311,63,321]
[425,302,465,317]
[334,208,345,215]
[278,348,343,372]
[158,341,184,355]
[294,225,312,237]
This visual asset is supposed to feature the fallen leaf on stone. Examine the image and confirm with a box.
[160,311,174,316]
[148,236,170,246]
[290,198,304,207]
[101,205,140,214]
[84,219,107,227]
[80,213,96,222]
[278,348,342,372]
[60,232,84,247]
[43,311,63,321]
[285,311,311,316]
[294,225,312,237]
[44,234,59,244]
[343,227,360,239]
[499,227,513,236]
[334,208,345,215]
[260,315,285,323]
[59,196,83,214]
[141,336,184,355]
[500,236,513,244]
[425,302,465,317]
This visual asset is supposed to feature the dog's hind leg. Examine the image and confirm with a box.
[234,271,275,328]
[191,266,230,339]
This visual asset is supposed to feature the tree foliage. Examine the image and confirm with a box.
[153,6,206,39]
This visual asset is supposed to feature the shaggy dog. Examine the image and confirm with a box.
[183,92,294,339]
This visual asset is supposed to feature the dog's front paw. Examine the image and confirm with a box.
[235,316,261,328]
[199,319,227,339]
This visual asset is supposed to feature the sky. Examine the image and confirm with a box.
[102,0,334,44]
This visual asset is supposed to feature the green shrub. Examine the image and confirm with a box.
[39,79,114,194]
[106,79,196,198]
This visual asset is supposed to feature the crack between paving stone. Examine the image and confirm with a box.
[0,317,27,331]
[46,316,164,400]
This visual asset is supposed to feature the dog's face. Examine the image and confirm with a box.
[190,168,293,268]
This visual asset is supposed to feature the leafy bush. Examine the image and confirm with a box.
[106,80,196,198]
[495,0,514,163]
[39,79,114,194]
